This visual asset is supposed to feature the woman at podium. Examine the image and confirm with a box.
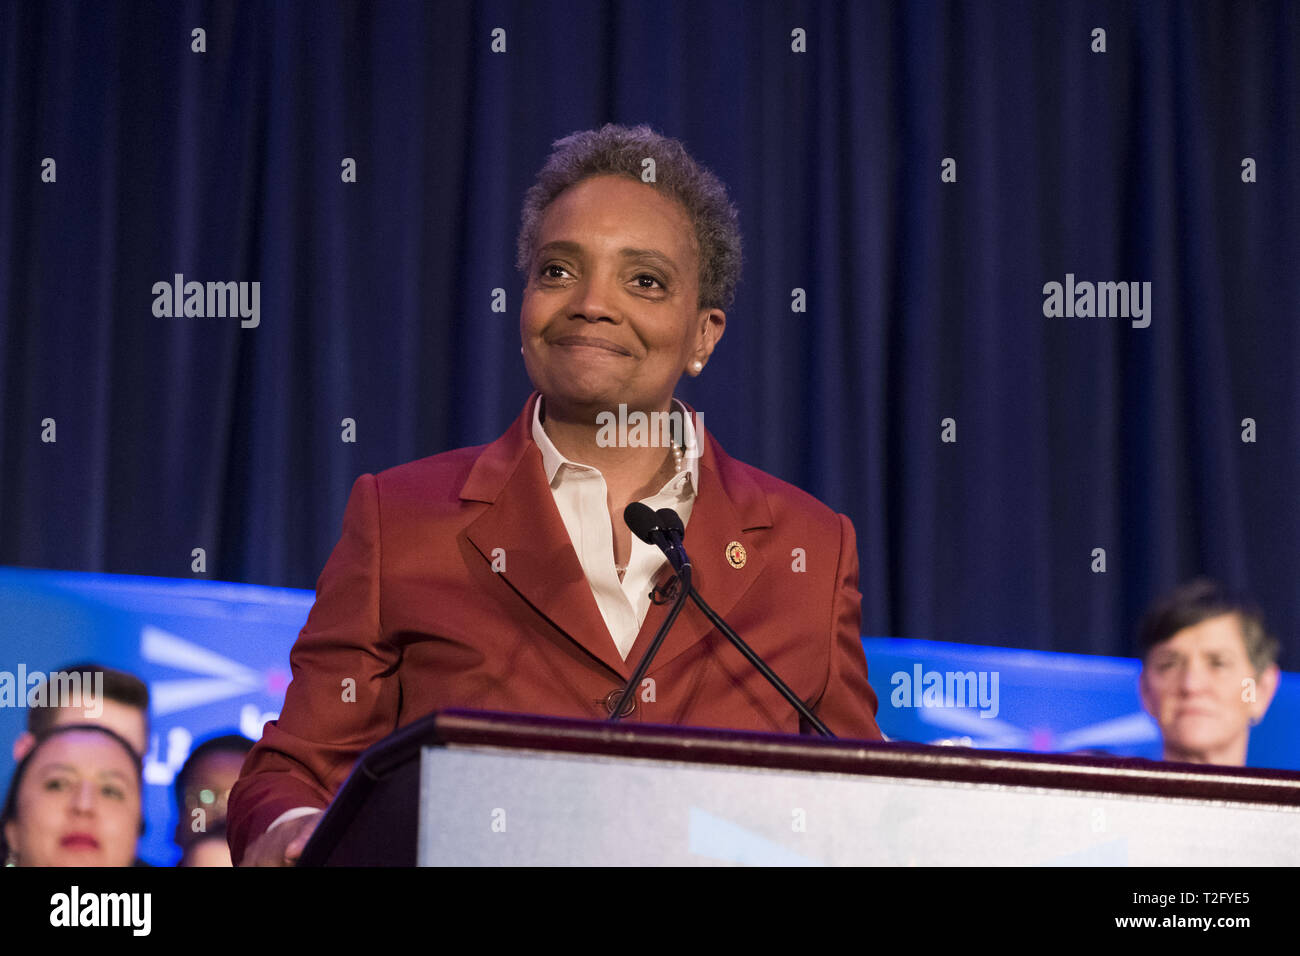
[229,124,884,866]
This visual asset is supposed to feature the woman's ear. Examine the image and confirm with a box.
[695,308,725,362]
[1251,664,1281,722]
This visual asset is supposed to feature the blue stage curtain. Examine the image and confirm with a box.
[1,0,1296,659]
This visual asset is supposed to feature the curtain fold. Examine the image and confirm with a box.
[1,0,1295,660]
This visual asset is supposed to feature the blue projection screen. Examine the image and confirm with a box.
[1,566,1294,865]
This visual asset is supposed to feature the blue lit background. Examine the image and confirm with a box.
[1,566,1295,865]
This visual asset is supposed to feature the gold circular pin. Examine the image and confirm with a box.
[725,541,747,569]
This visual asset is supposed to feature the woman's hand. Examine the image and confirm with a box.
[239,811,322,866]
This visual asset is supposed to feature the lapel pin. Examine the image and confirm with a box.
[725,541,747,569]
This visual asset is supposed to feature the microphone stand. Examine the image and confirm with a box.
[615,505,835,737]
[685,586,834,738]
[607,561,691,722]
[653,507,834,737]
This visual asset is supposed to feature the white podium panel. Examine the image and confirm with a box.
[418,744,1300,866]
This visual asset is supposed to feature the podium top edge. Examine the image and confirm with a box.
[388,709,1300,809]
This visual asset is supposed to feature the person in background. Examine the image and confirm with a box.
[1,723,144,867]
[172,733,252,857]
[12,662,150,761]
[1138,578,1281,766]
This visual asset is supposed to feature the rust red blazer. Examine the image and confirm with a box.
[227,393,882,862]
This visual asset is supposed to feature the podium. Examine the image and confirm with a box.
[298,709,1300,866]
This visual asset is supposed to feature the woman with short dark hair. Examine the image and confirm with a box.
[1138,578,1281,765]
[230,123,885,866]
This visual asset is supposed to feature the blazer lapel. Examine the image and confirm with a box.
[459,394,773,685]
[461,394,630,679]
[624,414,773,675]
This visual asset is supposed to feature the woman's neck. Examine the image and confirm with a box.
[1163,733,1249,767]
[540,396,683,501]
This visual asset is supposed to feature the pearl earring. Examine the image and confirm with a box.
[692,360,703,374]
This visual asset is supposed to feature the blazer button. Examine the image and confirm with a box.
[603,688,636,717]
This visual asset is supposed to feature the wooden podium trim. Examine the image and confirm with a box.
[432,709,1300,808]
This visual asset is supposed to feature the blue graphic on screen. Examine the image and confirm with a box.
[1,566,1295,866]
[0,567,310,866]
[862,637,1298,767]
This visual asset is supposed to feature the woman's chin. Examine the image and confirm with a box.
[541,384,627,413]
[52,847,110,866]
[1165,724,1246,760]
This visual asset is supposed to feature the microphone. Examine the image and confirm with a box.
[656,506,685,540]
[608,503,693,723]
[623,502,687,573]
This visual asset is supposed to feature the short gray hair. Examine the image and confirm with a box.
[515,123,742,312]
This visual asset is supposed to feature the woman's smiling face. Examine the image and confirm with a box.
[520,174,724,419]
